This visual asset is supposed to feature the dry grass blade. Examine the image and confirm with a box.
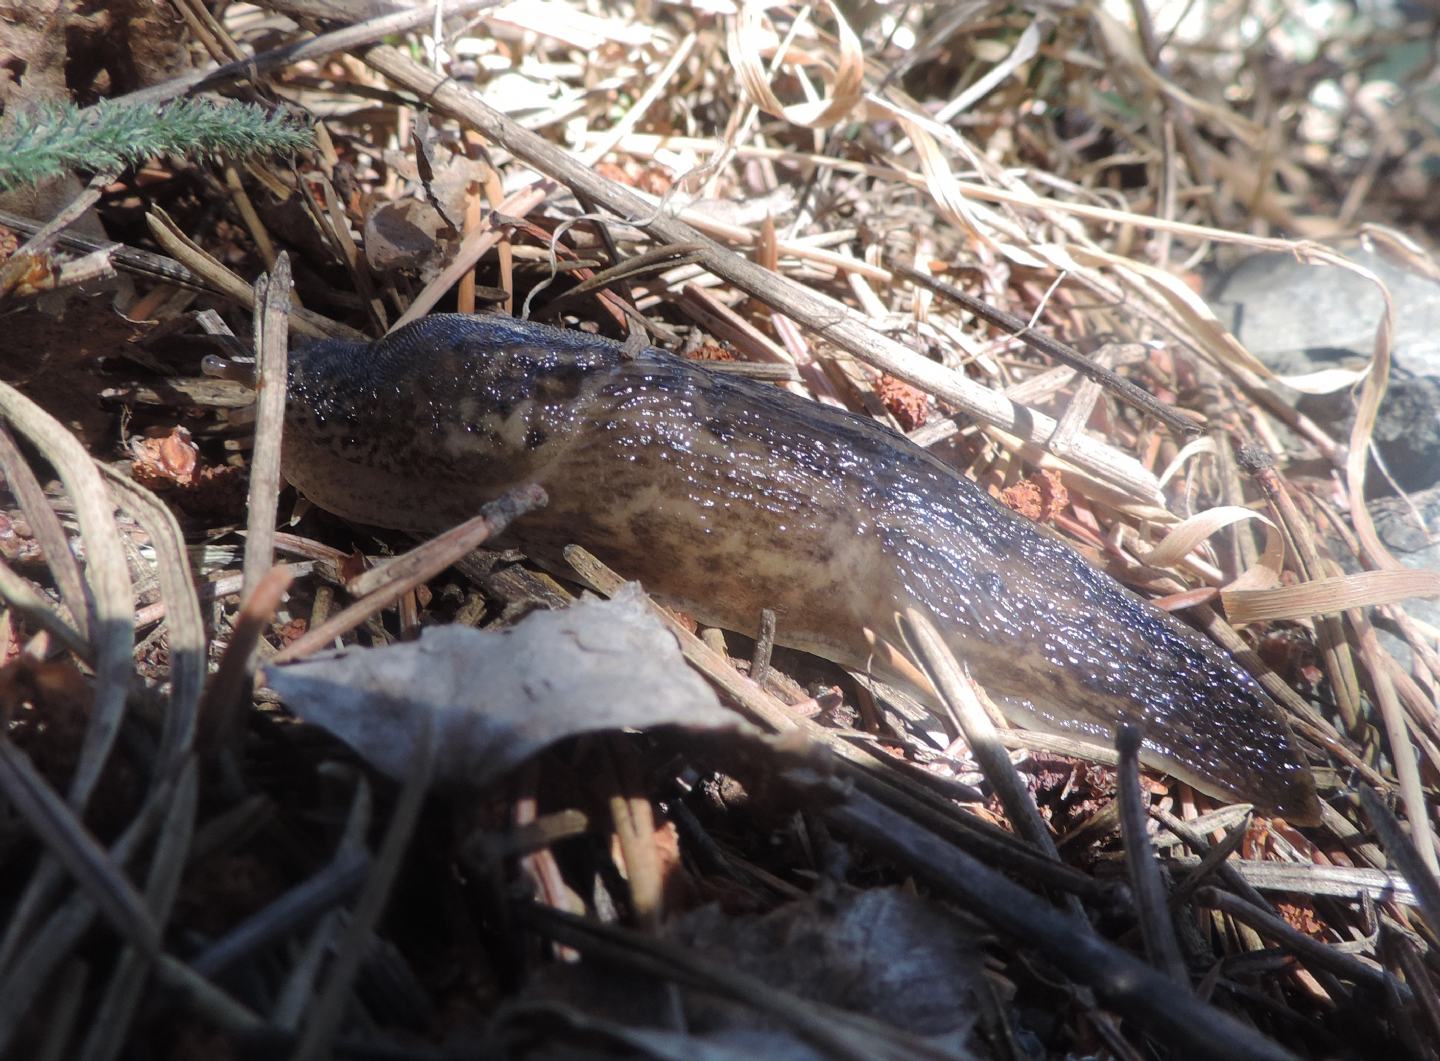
[0,770,183,1050]
[729,0,865,129]
[74,760,197,1061]
[97,468,205,773]
[1225,569,1440,624]
[145,208,352,339]
[1354,619,1439,877]
[392,184,550,327]
[0,559,90,660]
[1244,449,1366,738]
[268,776,373,1029]
[0,424,89,641]
[1141,505,1278,571]
[148,956,264,1035]
[0,384,132,810]
[1338,265,1404,574]
[0,385,141,1018]
[890,260,1197,435]
[32,962,86,1061]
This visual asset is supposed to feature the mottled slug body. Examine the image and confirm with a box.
[284,314,1320,822]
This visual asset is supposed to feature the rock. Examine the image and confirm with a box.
[1210,248,1440,668]
[1210,246,1440,376]
[1367,484,1440,658]
[1208,246,1440,492]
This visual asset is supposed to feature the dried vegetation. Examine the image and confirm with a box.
[1,0,1439,1058]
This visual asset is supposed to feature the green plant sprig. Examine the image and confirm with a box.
[0,97,314,191]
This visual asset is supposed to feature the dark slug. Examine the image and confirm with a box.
[282,313,1321,823]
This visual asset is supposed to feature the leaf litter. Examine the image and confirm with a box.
[265,583,747,787]
[0,1,1437,1058]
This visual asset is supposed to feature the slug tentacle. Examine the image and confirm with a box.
[283,313,1321,824]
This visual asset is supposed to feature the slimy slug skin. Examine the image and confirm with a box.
[283,314,1321,823]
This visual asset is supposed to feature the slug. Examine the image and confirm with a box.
[282,313,1321,823]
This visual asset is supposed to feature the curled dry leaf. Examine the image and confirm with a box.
[527,888,982,1057]
[671,887,981,1037]
[264,583,747,787]
[727,0,865,129]
[1140,504,1280,568]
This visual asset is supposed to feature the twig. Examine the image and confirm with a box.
[1357,786,1440,929]
[116,0,500,108]
[822,785,1296,1060]
[0,207,211,293]
[1116,726,1189,986]
[749,607,777,688]
[271,484,548,664]
[890,261,1198,436]
[1194,885,1408,1001]
[1153,806,1270,910]
[196,566,294,769]
[292,717,436,1061]
[1240,446,1364,738]
[0,178,105,296]
[1164,856,1416,905]
[243,253,292,600]
[897,608,1080,915]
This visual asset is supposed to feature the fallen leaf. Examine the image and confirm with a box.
[265,583,746,787]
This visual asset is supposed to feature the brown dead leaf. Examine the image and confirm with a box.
[265,584,749,787]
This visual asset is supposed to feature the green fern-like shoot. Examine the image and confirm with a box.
[0,98,314,191]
